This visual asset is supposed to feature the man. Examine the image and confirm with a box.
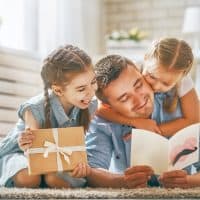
[86,55,199,188]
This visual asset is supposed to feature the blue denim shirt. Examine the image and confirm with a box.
[85,92,196,178]
[0,92,97,187]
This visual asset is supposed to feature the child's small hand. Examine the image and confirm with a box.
[18,128,35,152]
[71,163,91,178]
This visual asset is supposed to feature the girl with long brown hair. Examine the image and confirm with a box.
[0,45,97,188]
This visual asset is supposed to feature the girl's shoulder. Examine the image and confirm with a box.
[17,93,46,123]
[177,74,194,97]
[18,93,45,111]
[23,93,45,106]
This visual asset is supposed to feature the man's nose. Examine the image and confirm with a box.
[130,92,143,107]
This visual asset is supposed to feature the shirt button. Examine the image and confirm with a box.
[116,155,120,159]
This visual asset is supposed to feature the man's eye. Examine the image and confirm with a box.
[120,97,128,103]
[77,88,85,92]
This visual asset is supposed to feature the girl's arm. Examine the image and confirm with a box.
[159,88,200,137]
[97,103,162,134]
[23,109,40,129]
[18,109,40,151]
[159,170,200,188]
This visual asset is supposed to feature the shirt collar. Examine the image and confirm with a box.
[49,92,80,127]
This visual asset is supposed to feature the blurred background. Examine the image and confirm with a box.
[0,0,200,58]
[0,0,199,135]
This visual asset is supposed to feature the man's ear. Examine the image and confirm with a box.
[51,85,63,97]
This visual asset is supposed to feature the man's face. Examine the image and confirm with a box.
[103,64,154,118]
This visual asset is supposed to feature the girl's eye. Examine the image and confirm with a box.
[135,81,143,89]
[162,81,170,87]
[148,73,156,79]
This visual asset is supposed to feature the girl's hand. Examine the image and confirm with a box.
[134,118,162,135]
[71,163,91,178]
[159,170,189,188]
[18,128,35,152]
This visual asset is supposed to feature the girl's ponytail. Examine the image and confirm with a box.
[79,109,90,132]
[44,83,51,128]
[163,88,179,113]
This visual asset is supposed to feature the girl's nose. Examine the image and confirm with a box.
[87,84,96,97]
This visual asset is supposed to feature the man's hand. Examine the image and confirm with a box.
[124,165,154,188]
[159,170,189,188]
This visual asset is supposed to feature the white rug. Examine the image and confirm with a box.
[1,187,200,199]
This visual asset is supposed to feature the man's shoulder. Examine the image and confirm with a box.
[89,114,126,134]
[92,114,123,126]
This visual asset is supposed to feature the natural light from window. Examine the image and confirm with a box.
[0,0,26,50]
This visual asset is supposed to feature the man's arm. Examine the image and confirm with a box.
[87,165,154,188]
[87,168,125,188]
[85,117,153,188]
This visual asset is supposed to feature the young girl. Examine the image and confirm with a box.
[0,45,97,188]
[96,38,199,137]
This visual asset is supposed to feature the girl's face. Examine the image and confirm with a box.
[143,59,184,92]
[53,69,97,110]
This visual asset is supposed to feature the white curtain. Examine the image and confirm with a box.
[36,0,104,57]
[0,0,104,57]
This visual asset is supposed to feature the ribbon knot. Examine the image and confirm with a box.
[43,141,72,164]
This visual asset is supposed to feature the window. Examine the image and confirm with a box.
[0,0,29,50]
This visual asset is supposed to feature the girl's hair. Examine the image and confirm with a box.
[41,45,92,131]
[145,38,194,112]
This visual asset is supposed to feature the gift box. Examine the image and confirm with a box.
[26,127,87,175]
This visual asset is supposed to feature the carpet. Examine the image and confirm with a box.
[1,187,200,199]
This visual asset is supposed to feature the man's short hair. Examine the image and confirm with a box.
[95,55,138,103]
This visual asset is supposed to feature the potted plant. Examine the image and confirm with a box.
[107,27,149,48]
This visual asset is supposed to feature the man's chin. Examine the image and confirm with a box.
[124,113,150,119]
[133,107,153,118]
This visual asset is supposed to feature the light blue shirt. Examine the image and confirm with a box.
[85,92,195,185]
[0,92,97,187]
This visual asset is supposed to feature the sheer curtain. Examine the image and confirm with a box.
[34,0,104,57]
[0,0,104,57]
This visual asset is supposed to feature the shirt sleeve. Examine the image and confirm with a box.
[177,75,194,97]
[17,102,44,128]
[0,119,25,157]
[85,117,113,169]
